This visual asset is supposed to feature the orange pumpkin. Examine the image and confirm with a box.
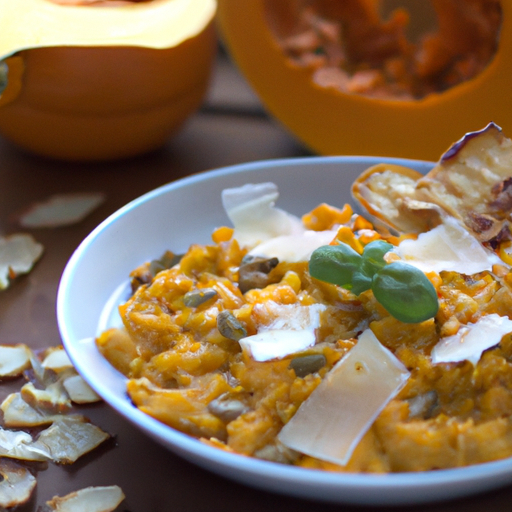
[217,0,510,160]
[0,0,217,161]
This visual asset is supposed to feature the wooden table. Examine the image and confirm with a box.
[1,46,511,512]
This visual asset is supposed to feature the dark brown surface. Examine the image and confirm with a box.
[1,48,512,512]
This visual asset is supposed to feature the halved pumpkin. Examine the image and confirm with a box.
[0,0,217,161]
[217,0,510,160]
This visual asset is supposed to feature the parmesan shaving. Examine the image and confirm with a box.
[393,216,502,274]
[222,182,304,248]
[248,230,337,263]
[431,313,512,365]
[239,330,317,362]
[278,329,410,466]
[239,303,326,361]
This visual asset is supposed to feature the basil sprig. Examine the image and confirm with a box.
[309,240,439,323]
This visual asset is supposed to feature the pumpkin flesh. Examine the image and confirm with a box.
[265,0,501,100]
[217,0,510,160]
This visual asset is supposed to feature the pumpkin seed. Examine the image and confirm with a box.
[149,251,182,277]
[183,288,218,308]
[217,310,247,341]
[289,354,326,378]
[207,393,250,422]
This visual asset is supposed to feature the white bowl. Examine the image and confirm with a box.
[57,156,512,506]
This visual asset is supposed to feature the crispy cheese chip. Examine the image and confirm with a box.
[1,392,82,428]
[62,374,101,404]
[0,343,31,378]
[0,233,44,289]
[20,381,72,414]
[0,458,37,508]
[0,426,49,461]
[41,346,74,372]
[39,485,125,512]
[0,409,108,464]
[18,192,105,228]
[30,417,111,464]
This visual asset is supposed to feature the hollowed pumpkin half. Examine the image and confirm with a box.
[217,0,510,161]
[0,0,217,161]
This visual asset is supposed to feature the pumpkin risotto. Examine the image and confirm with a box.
[97,124,512,472]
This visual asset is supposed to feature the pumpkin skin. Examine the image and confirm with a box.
[0,0,217,161]
[217,0,511,160]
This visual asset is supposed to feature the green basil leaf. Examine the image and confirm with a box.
[351,271,373,295]
[372,261,439,324]
[309,244,362,288]
[361,240,394,277]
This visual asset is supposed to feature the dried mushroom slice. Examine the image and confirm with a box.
[0,458,37,509]
[0,343,31,378]
[0,233,44,289]
[38,485,125,512]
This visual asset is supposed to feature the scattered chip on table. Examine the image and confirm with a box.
[0,233,44,289]
[0,458,37,508]
[39,485,125,512]
[18,192,105,228]
[0,343,32,378]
